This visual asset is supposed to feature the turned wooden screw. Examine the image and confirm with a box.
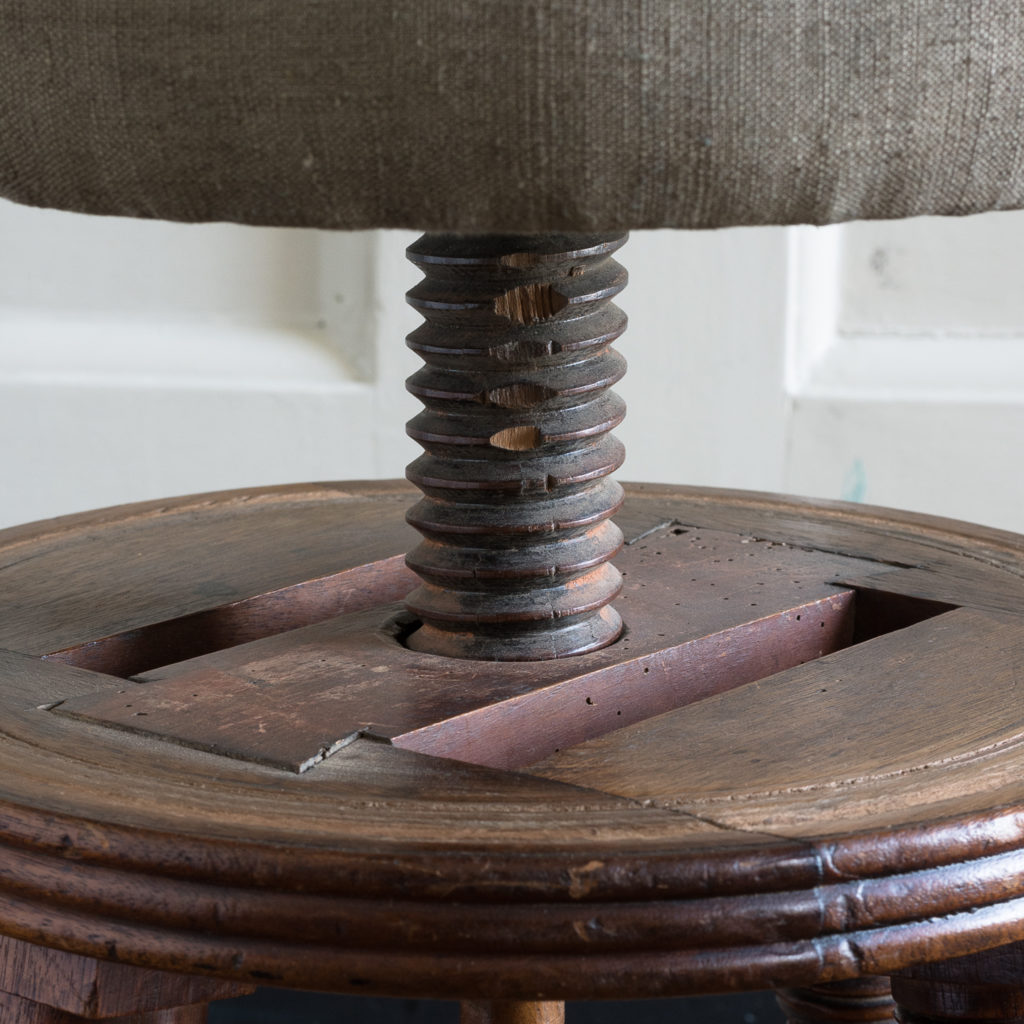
[403,233,628,661]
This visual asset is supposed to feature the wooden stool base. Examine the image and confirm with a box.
[3,484,1024,998]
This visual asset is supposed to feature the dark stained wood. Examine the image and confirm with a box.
[2,484,1024,998]
[461,1001,564,1024]
[0,482,416,657]
[526,606,1024,836]
[777,978,895,1024]
[43,556,413,679]
[0,992,208,1024]
[31,506,691,683]
[0,935,248,1019]
[620,485,1024,616]
[613,507,676,546]
[404,233,629,660]
[0,655,741,853]
[891,942,1024,1022]
[50,526,872,772]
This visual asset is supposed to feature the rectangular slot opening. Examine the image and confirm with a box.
[42,520,958,777]
[42,555,415,678]
[389,585,958,770]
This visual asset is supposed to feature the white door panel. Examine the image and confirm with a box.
[0,202,379,527]
[786,398,1024,530]
[3,198,1022,539]
[785,212,1024,532]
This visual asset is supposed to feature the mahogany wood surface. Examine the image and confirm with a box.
[891,941,1024,1022]
[2,482,1024,1000]
[53,525,871,772]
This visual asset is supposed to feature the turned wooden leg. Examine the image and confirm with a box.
[891,942,1024,1024]
[776,978,896,1024]
[460,1000,565,1024]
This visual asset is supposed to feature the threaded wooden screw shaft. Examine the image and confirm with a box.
[403,233,629,661]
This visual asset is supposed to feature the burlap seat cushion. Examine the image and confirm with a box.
[2,0,1023,232]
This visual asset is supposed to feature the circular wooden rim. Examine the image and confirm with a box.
[1,482,1024,998]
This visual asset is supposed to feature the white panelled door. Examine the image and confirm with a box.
[785,211,1024,533]
[0,201,411,529]
[2,200,1022,535]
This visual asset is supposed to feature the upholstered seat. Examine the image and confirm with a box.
[4,3,1024,231]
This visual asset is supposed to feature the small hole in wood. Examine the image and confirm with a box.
[499,251,538,269]
[493,283,569,324]
[388,613,424,649]
[489,425,543,451]
[486,383,556,409]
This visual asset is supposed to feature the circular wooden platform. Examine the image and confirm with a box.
[2,481,1024,1000]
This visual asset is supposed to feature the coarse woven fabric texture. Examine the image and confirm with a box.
[2,0,1024,232]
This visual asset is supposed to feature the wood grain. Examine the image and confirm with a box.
[0,934,248,1017]
[0,991,209,1024]
[51,526,873,772]
[43,556,413,679]
[619,484,1024,613]
[527,606,1024,835]
[2,484,1024,998]
[0,483,416,657]
[34,503,674,684]
[891,941,1024,1022]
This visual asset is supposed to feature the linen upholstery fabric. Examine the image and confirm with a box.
[2,0,1024,233]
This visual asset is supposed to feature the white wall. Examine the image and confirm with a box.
[2,200,1023,534]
